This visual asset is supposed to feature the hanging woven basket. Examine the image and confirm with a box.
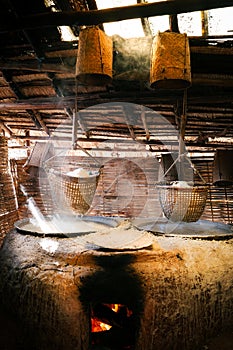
[150,31,191,89]
[76,26,113,86]
[157,185,208,222]
[48,169,100,215]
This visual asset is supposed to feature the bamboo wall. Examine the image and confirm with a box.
[193,159,233,224]
[1,149,232,244]
[0,137,18,246]
[46,155,162,218]
[10,158,54,219]
[42,154,233,224]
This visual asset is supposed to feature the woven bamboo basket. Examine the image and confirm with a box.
[150,31,191,89]
[49,170,100,215]
[76,26,113,86]
[157,185,208,222]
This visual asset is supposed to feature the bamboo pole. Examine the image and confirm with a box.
[0,0,232,32]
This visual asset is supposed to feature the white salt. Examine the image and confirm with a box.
[171,181,192,188]
[66,168,90,177]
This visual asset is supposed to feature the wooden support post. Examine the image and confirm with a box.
[72,109,78,150]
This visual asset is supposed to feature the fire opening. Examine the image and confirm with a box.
[91,302,135,349]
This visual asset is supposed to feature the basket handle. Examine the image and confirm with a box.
[160,152,207,185]
[186,156,207,184]
[75,142,102,166]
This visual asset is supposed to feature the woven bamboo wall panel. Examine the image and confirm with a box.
[0,137,18,245]
[10,158,54,219]
[46,155,162,218]
[193,159,233,224]
[7,153,233,224]
[0,210,18,246]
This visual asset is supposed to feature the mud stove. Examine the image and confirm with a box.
[0,222,233,350]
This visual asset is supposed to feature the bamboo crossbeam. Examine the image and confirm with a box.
[33,111,50,135]
[0,0,232,32]
[0,122,13,135]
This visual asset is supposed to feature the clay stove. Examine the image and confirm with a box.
[0,221,233,350]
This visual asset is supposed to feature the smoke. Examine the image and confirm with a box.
[113,35,152,80]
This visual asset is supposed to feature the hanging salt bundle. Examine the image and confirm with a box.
[150,31,191,89]
[76,26,113,86]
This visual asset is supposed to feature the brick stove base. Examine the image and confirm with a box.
[0,229,233,350]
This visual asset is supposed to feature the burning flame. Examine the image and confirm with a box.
[91,303,126,333]
[91,303,134,349]
[91,319,112,333]
[111,303,119,313]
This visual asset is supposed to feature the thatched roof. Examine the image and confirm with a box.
[0,0,232,155]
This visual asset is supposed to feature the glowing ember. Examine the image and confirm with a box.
[91,303,133,333]
[91,318,112,332]
[111,303,119,312]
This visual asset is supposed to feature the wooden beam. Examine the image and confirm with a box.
[138,0,152,36]
[26,109,42,129]
[33,111,50,135]
[123,115,136,140]
[9,134,233,150]
[0,99,73,110]
[0,0,233,32]
[0,40,231,75]
[0,87,232,113]
[26,109,50,134]
[77,112,90,138]
[191,46,233,56]
[1,70,24,99]
[0,121,13,135]
[192,73,233,87]
[0,60,74,73]
[141,107,150,141]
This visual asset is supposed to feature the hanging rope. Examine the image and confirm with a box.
[179,88,188,157]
